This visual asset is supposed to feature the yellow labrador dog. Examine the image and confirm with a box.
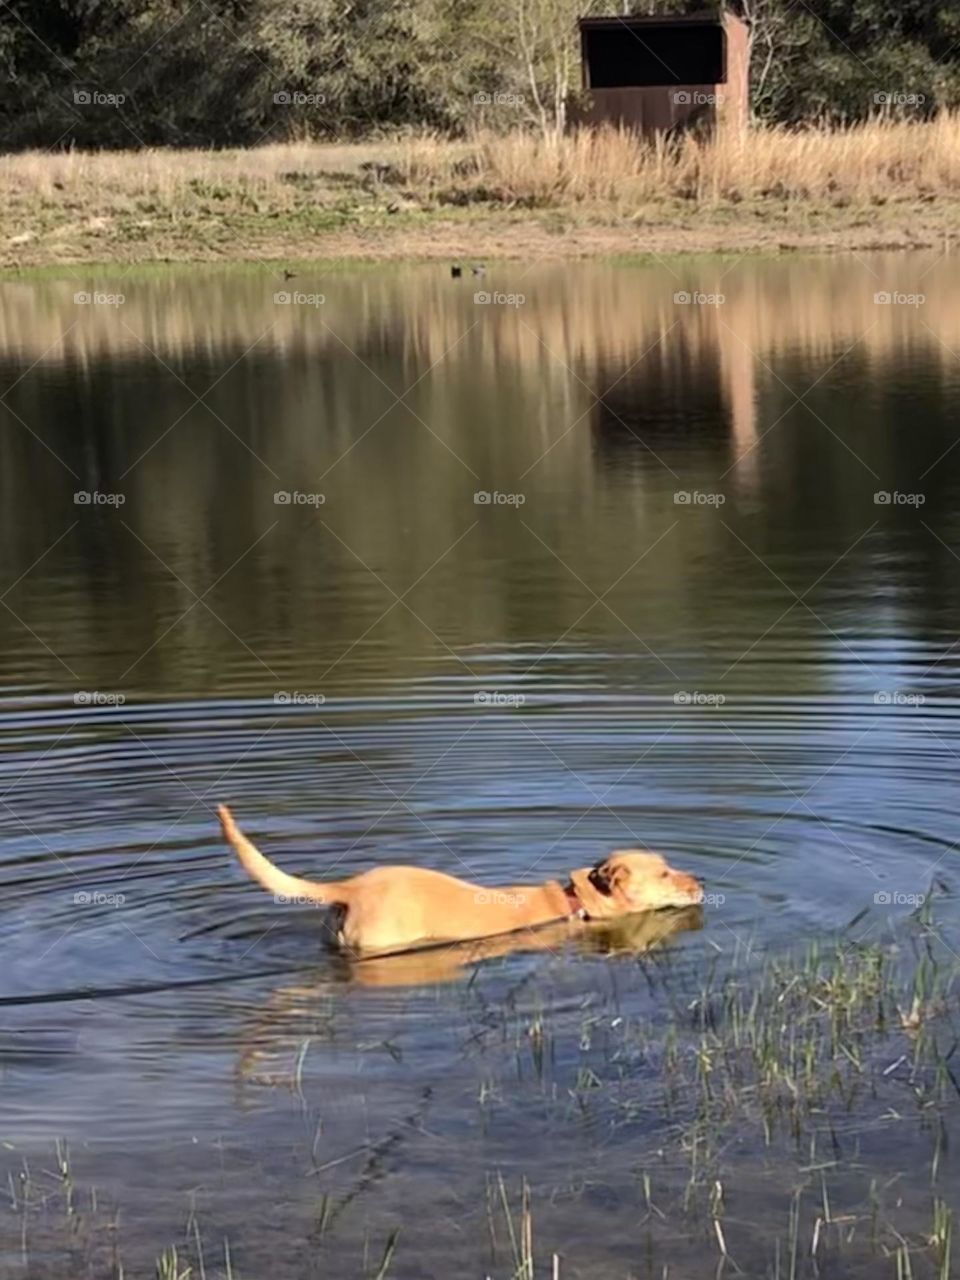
[217,804,702,956]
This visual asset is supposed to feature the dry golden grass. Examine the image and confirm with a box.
[4,115,960,208]
[0,139,395,202]
[393,114,960,205]
[3,115,960,266]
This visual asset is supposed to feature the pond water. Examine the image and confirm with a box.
[1,255,959,1277]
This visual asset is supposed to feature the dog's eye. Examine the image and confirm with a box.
[660,870,669,878]
[589,867,612,894]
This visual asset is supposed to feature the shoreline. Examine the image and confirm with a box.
[4,126,958,271]
[3,200,957,274]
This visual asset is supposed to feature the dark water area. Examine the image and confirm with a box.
[0,256,959,1277]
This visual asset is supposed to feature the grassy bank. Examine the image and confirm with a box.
[4,115,960,269]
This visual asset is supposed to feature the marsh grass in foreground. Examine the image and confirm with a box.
[475,905,960,1278]
[4,909,960,1278]
[5,115,960,267]
[585,906,960,1278]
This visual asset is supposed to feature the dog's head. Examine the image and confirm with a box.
[569,850,702,919]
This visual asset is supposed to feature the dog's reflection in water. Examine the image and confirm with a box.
[232,906,701,1089]
[337,903,703,987]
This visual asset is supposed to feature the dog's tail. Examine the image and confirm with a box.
[217,804,348,905]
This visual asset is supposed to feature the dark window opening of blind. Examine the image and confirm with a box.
[583,24,725,89]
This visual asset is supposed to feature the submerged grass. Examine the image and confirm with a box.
[475,904,960,1278]
[4,909,960,1277]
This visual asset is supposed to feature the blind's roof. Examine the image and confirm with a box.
[578,13,741,30]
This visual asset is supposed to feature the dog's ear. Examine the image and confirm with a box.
[606,863,631,893]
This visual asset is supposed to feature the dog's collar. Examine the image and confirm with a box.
[563,884,587,920]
